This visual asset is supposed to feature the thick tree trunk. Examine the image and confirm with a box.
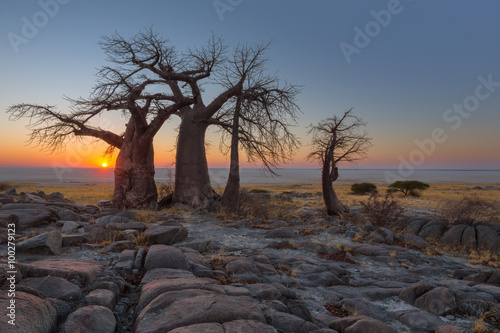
[112,122,157,209]
[172,110,217,208]
[221,97,242,211]
[322,160,350,217]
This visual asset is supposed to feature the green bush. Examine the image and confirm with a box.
[351,182,378,195]
[387,180,430,197]
[249,189,269,194]
[0,182,11,192]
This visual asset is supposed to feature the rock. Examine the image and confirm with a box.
[399,282,435,305]
[0,203,58,230]
[476,225,500,253]
[144,224,188,245]
[49,298,72,325]
[223,320,279,333]
[96,215,147,231]
[46,192,65,201]
[23,193,47,203]
[135,294,266,332]
[355,245,390,257]
[144,245,189,270]
[403,218,430,235]
[168,320,279,333]
[435,327,468,333]
[58,209,81,221]
[440,225,468,248]
[133,247,147,272]
[344,319,396,333]
[82,289,116,310]
[367,228,394,244]
[123,229,140,241]
[246,283,282,300]
[5,188,16,196]
[263,308,311,333]
[487,270,500,285]
[340,299,392,323]
[20,276,81,301]
[0,291,57,333]
[228,219,253,229]
[265,227,294,239]
[329,315,397,333]
[461,226,477,250]
[61,305,116,333]
[392,310,447,333]
[97,200,114,208]
[61,221,82,234]
[113,249,137,275]
[168,323,225,333]
[25,258,100,285]
[226,259,258,276]
[417,219,448,241]
[176,240,211,253]
[62,234,87,247]
[83,225,121,243]
[397,234,432,249]
[414,287,455,315]
[17,230,62,255]
[93,281,120,301]
[139,268,196,287]
[104,240,134,253]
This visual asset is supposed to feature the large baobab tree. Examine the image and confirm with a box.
[8,79,192,209]
[94,30,296,208]
[308,108,372,217]
[6,29,212,209]
[8,29,298,209]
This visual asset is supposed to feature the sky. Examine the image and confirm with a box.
[0,0,499,170]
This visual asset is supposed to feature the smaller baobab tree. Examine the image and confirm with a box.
[308,108,372,217]
[213,44,301,211]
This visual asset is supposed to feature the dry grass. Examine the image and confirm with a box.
[468,251,500,269]
[6,182,500,222]
[439,196,499,223]
[9,182,114,205]
[132,232,148,248]
[0,181,12,192]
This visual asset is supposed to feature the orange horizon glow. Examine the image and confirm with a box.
[1,133,499,170]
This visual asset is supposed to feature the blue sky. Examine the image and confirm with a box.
[0,0,499,169]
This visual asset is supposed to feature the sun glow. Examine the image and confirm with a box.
[102,162,108,168]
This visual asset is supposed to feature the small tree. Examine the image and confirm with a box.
[308,108,372,217]
[351,182,378,195]
[216,65,301,211]
[387,180,430,197]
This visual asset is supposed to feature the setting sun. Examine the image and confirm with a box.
[102,163,108,168]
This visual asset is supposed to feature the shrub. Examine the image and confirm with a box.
[387,180,430,197]
[238,190,270,219]
[439,195,499,223]
[249,189,269,194]
[360,194,404,227]
[158,168,175,197]
[351,182,378,195]
[0,182,11,192]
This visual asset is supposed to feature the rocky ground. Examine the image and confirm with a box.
[0,189,500,333]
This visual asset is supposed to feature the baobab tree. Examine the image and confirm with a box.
[94,30,297,208]
[208,43,301,210]
[215,73,301,211]
[7,75,193,209]
[8,29,298,209]
[308,108,372,217]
